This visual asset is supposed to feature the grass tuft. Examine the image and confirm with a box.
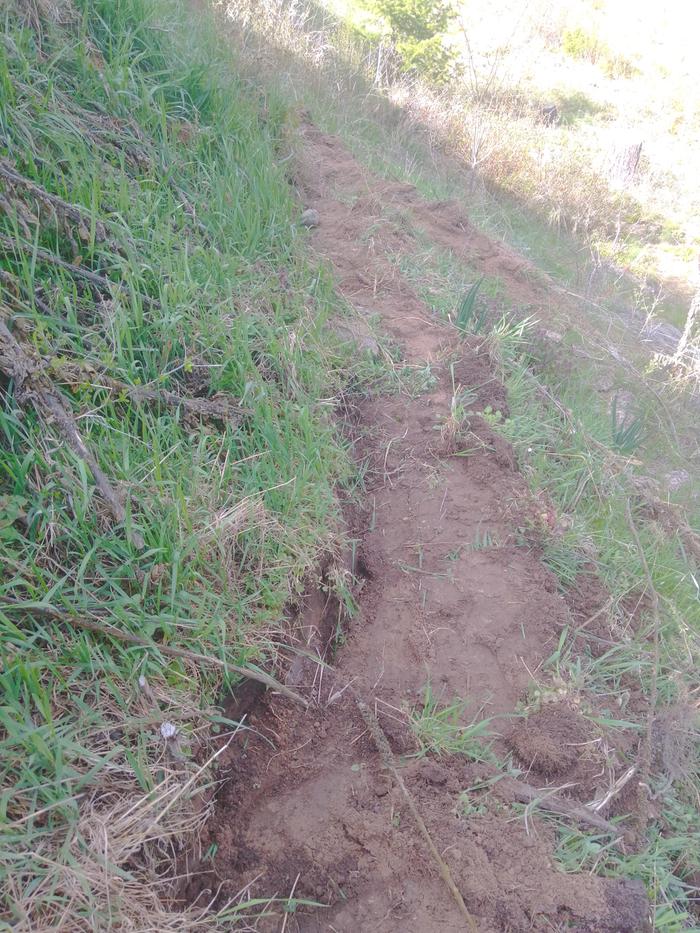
[410,683,497,764]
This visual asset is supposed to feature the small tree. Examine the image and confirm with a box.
[369,0,458,84]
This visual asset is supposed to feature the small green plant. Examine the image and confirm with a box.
[541,540,583,589]
[454,277,486,334]
[438,363,477,447]
[610,394,646,453]
[410,682,497,762]
[562,27,604,63]
[471,526,494,550]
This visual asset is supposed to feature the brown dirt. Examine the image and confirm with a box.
[180,121,648,931]
[507,703,603,790]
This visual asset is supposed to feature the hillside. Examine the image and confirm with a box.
[1,1,699,931]
[0,0,358,927]
[326,0,700,330]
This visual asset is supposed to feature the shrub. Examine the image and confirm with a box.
[368,0,458,84]
[562,26,603,62]
[562,27,638,79]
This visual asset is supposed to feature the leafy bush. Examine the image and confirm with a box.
[562,27,604,62]
[562,27,638,79]
[368,0,458,84]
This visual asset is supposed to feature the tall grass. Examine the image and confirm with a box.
[0,0,358,927]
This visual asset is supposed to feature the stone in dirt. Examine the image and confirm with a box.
[300,207,319,228]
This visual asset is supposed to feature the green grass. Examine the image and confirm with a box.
[410,683,497,764]
[0,0,366,927]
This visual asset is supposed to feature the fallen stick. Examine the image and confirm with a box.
[625,499,661,828]
[0,313,144,549]
[54,360,244,426]
[0,158,112,246]
[504,776,623,835]
[0,233,157,308]
[0,596,309,709]
[355,697,478,932]
[0,267,54,317]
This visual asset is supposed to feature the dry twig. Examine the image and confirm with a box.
[54,359,245,426]
[625,498,662,824]
[0,312,144,548]
[504,776,622,835]
[0,596,309,708]
[355,697,479,932]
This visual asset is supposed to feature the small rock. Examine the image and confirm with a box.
[300,208,319,228]
[665,469,691,493]
[374,776,392,797]
[332,322,380,356]
[160,721,178,740]
[420,762,448,786]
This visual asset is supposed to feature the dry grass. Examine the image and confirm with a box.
[217,0,697,326]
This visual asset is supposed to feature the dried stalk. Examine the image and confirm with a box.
[0,596,309,708]
[355,697,478,932]
[0,313,144,548]
[625,498,661,825]
[505,777,622,835]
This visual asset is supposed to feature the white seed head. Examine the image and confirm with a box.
[160,721,178,740]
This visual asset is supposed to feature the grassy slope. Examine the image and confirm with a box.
[0,0,359,926]
[263,0,699,329]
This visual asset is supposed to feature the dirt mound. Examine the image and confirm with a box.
[183,691,646,932]
[180,120,648,931]
[507,703,607,798]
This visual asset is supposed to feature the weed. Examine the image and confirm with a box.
[454,277,486,334]
[610,393,646,454]
[438,363,477,449]
[410,683,497,763]
[470,527,495,550]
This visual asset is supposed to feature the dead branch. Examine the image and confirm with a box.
[0,312,144,549]
[53,360,245,426]
[625,499,661,827]
[0,233,158,308]
[0,267,54,316]
[0,596,308,708]
[504,776,623,835]
[0,157,117,246]
[355,697,478,931]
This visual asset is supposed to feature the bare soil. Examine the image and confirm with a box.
[181,121,648,931]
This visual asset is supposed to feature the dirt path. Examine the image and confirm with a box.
[182,122,649,932]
